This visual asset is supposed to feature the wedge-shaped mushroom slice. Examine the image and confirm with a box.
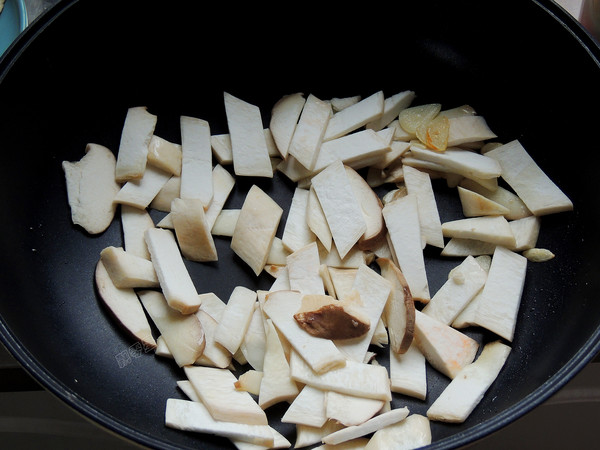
[281,386,327,428]
[344,166,386,251]
[289,350,391,401]
[184,366,268,426]
[224,92,273,178]
[211,208,240,236]
[94,260,156,349]
[442,215,516,248]
[269,266,291,292]
[198,292,227,321]
[427,341,511,423]
[414,310,479,379]
[171,197,218,262]
[470,246,528,341]
[321,407,409,446]
[165,399,275,447]
[372,140,411,170]
[459,178,532,220]
[295,421,345,449]
[99,246,159,289]
[441,237,496,257]
[149,175,180,212]
[486,139,573,215]
[446,115,497,147]
[270,92,306,158]
[288,93,332,171]
[194,310,232,369]
[214,286,257,355]
[313,129,392,173]
[114,164,172,210]
[377,258,415,355]
[115,106,157,182]
[318,241,368,269]
[210,133,233,165]
[147,135,182,176]
[121,204,154,259]
[328,267,358,300]
[266,238,291,266]
[235,369,263,396]
[62,143,121,234]
[325,391,385,427]
[458,186,510,217]
[231,185,283,276]
[294,293,371,341]
[259,319,301,409]
[330,95,361,112]
[409,145,502,180]
[204,164,236,230]
[138,290,204,366]
[383,194,430,302]
[263,290,346,374]
[287,242,325,295]
[364,413,432,449]
[389,342,427,400]
[366,90,416,131]
[334,265,391,362]
[145,227,201,314]
[324,90,384,141]
[403,165,444,249]
[307,185,333,252]
[421,255,487,325]
[282,187,315,253]
[312,160,367,259]
[238,303,267,371]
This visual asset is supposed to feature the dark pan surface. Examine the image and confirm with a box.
[1,0,600,448]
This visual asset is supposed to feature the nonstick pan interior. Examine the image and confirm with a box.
[1,1,600,449]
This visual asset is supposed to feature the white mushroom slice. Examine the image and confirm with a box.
[403,165,444,249]
[210,133,233,165]
[194,310,232,369]
[459,179,531,219]
[313,129,391,173]
[311,160,367,259]
[330,95,361,112]
[266,238,291,266]
[276,154,314,183]
[204,164,236,230]
[259,319,301,409]
[427,340,511,423]
[62,143,121,234]
[269,266,291,292]
[372,141,411,170]
[414,310,479,379]
[235,370,263,396]
[144,228,201,314]
[470,246,528,341]
[120,204,154,259]
[364,414,432,449]
[211,209,240,236]
[409,145,502,180]
[198,292,227,320]
[155,336,172,359]
[164,399,275,447]
[224,92,273,178]
[288,93,332,171]
[138,290,204,367]
[382,194,430,302]
[486,139,573,215]
[458,186,511,217]
[263,290,346,374]
[287,242,325,295]
[171,197,218,262]
[94,260,156,349]
[270,92,306,158]
[389,342,427,400]
[115,106,157,182]
[231,185,283,276]
[307,185,333,252]
[214,286,258,355]
[509,215,541,251]
[295,421,345,449]
[184,366,268,426]
[179,115,213,206]
[441,238,496,257]
[325,391,385,426]
[282,187,315,253]
[366,90,416,131]
[446,115,497,147]
[335,264,392,363]
[281,386,327,428]
[421,255,487,325]
[321,407,410,445]
[149,175,181,212]
[324,90,384,141]
[114,164,172,209]
[99,246,159,288]
[318,242,368,269]
[289,350,391,401]
[327,267,358,301]
[147,135,182,176]
[442,215,516,248]
[239,303,267,371]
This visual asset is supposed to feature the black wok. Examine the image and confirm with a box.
[1,0,600,448]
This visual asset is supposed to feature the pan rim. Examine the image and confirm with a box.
[1,0,600,449]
